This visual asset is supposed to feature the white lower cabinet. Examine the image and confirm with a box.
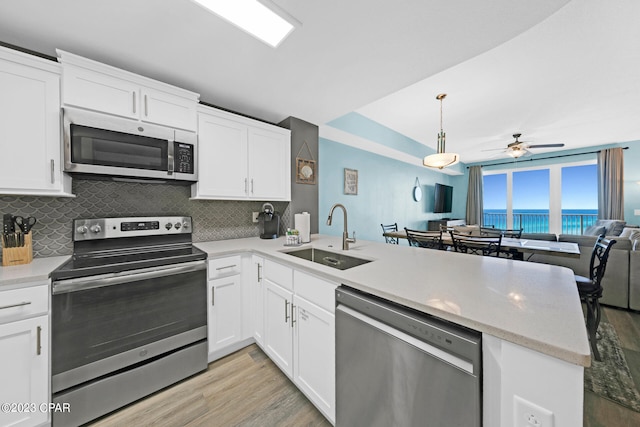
[208,275,242,354]
[264,277,294,377]
[261,261,336,423]
[207,256,243,361]
[293,294,335,422]
[0,283,49,427]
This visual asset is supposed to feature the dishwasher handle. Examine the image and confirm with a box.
[337,304,475,375]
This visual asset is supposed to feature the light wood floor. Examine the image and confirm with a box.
[90,307,640,427]
[90,345,331,427]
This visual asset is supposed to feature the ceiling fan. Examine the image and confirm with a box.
[485,133,565,158]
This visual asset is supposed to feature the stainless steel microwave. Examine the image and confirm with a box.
[62,107,197,183]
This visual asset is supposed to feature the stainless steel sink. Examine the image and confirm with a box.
[284,248,372,270]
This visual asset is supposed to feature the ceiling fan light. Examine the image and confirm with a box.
[423,152,460,169]
[508,149,525,158]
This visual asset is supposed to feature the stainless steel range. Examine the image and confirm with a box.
[50,216,208,427]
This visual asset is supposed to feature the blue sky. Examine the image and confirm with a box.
[484,164,597,210]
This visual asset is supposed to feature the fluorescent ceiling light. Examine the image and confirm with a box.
[192,0,296,48]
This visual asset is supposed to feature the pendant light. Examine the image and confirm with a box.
[423,93,460,169]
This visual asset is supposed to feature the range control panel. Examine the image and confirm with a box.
[73,216,192,241]
[121,221,160,232]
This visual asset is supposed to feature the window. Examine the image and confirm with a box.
[561,164,598,233]
[483,161,597,234]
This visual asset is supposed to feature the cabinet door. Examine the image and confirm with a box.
[252,256,265,346]
[247,127,291,200]
[264,279,293,377]
[0,316,49,427]
[140,88,197,131]
[193,113,248,199]
[293,296,336,423]
[208,275,243,355]
[63,65,139,119]
[0,57,62,194]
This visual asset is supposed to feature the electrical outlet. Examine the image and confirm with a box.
[514,395,554,427]
[635,209,640,216]
[252,212,260,223]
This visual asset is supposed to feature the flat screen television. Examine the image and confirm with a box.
[434,183,453,213]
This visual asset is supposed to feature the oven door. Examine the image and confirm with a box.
[51,260,207,394]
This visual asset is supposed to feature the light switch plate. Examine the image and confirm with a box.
[634,209,640,216]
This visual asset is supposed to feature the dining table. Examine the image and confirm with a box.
[383,230,580,258]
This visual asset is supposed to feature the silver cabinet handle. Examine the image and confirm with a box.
[251,179,254,194]
[211,286,215,306]
[50,159,55,184]
[144,94,148,117]
[244,178,248,194]
[215,264,237,271]
[36,326,42,356]
[133,91,136,114]
[284,300,289,323]
[291,304,296,328]
[257,263,262,282]
[0,301,31,310]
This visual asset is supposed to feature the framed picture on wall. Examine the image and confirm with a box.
[296,158,316,184]
[344,168,358,195]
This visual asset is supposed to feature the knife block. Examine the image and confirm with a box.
[1,233,33,266]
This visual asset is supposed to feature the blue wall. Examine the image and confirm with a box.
[318,138,463,243]
[319,110,640,244]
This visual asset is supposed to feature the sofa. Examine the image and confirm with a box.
[521,223,640,310]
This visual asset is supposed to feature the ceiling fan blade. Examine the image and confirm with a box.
[481,147,508,152]
[527,143,565,148]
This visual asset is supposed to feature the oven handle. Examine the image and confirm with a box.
[52,260,206,295]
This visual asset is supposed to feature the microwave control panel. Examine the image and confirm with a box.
[174,142,194,174]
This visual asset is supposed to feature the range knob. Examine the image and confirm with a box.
[165,223,173,230]
[174,222,182,230]
[89,224,102,234]
[182,221,190,229]
[76,225,88,234]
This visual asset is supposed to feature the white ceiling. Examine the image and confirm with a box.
[0,0,638,163]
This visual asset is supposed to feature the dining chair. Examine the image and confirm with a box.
[575,235,617,361]
[449,231,502,257]
[405,228,443,250]
[381,223,399,244]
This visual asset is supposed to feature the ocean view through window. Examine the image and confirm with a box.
[483,162,597,234]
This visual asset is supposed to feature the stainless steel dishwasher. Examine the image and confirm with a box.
[336,286,482,427]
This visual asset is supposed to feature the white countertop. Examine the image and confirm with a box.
[197,234,591,367]
[0,235,590,366]
[0,255,69,291]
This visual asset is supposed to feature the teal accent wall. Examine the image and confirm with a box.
[318,138,464,243]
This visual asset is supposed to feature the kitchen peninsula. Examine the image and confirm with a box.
[196,234,588,427]
[0,234,588,427]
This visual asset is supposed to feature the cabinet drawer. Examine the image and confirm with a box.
[0,284,48,324]
[208,255,242,279]
[293,271,338,313]
[264,259,293,290]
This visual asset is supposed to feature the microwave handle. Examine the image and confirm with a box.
[168,139,174,175]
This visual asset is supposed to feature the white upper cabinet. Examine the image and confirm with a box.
[58,50,199,131]
[192,105,291,201]
[0,46,72,196]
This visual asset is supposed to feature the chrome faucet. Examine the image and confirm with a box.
[327,203,356,250]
